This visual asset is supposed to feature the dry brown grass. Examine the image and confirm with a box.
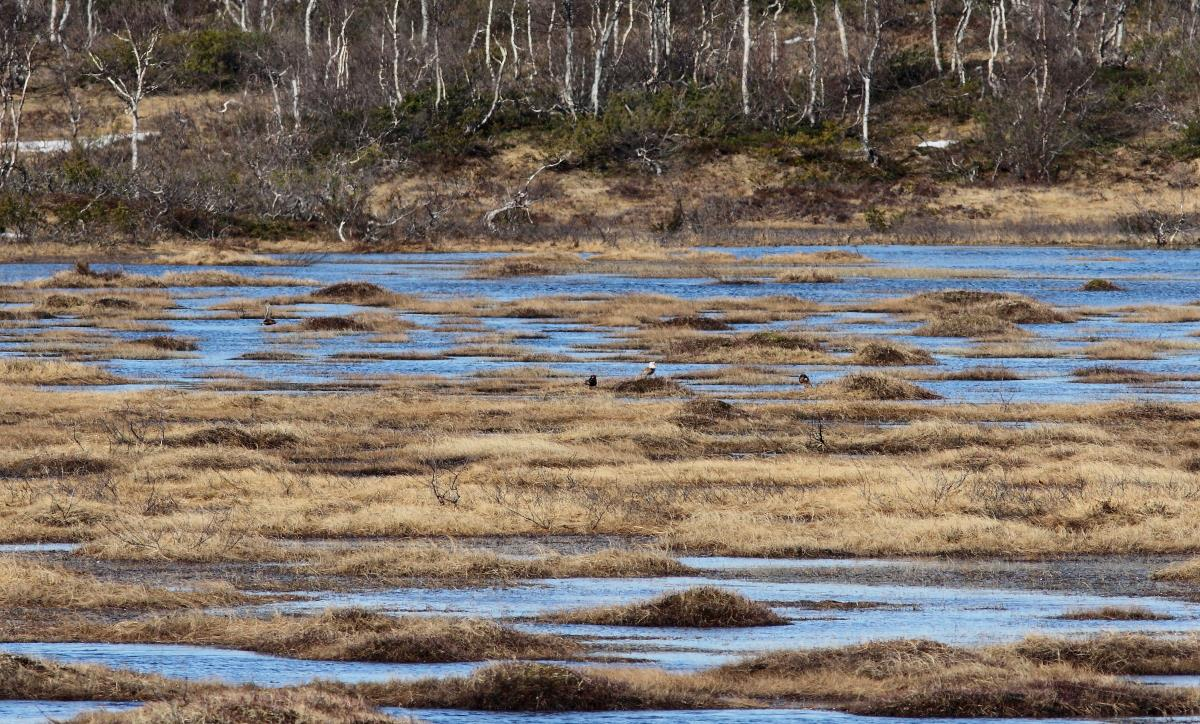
[4,385,1200,559]
[912,313,1029,339]
[852,341,936,366]
[543,586,786,627]
[18,608,581,663]
[1013,633,1200,675]
[27,265,313,289]
[0,358,126,385]
[1081,278,1124,291]
[74,687,396,724]
[311,545,692,583]
[0,652,184,701]
[1152,558,1200,582]
[358,662,711,711]
[1054,606,1173,621]
[817,372,942,400]
[0,558,247,610]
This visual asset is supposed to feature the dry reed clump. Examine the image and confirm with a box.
[296,315,374,332]
[308,281,395,304]
[1054,606,1172,621]
[312,546,693,582]
[470,253,582,279]
[821,372,942,401]
[912,313,1027,338]
[1071,365,1159,384]
[649,315,731,331]
[0,358,126,385]
[612,377,689,395]
[28,264,313,289]
[169,425,300,449]
[132,336,198,352]
[895,289,1070,322]
[762,250,873,265]
[659,330,829,364]
[856,669,1199,719]
[1012,633,1200,675]
[1104,401,1200,422]
[1082,278,1123,291]
[852,341,936,366]
[712,637,1200,718]
[543,586,786,628]
[0,558,247,610]
[673,398,748,427]
[0,451,115,478]
[718,639,984,680]
[930,366,1021,381]
[774,268,842,283]
[0,652,182,701]
[75,687,395,724]
[29,608,581,663]
[1153,558,1200,582]
[361,662,708,711]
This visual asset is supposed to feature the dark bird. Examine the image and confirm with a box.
[642,361,657,377]
[262,304,277,326]
[796,373,812,386]
[586,375,597,387]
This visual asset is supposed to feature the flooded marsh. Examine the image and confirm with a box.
[5,244,1200,721]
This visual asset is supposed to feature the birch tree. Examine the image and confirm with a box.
[89,27,160,172]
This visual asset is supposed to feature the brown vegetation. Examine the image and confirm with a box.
[543,586,786,628]
[17,608,580,663]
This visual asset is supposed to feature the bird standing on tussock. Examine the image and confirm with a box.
[796,373,811,386]
[262,304,277,326]
[586,375,597,387]
[642,361,657,377]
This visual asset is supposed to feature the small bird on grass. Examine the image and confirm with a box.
[642,361,657,377]
[586,374,597,387]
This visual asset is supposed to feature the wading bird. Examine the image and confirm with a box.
[262,304,277,326]
[642,361,657,377]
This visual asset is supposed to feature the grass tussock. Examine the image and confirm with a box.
[1054,606,1173,621]
[470,253,582,279]
[0,652,181,701]
[1153,558,1200,582]
[28,608,581,663]
[543,586,786,628]
[929,365,1021,381]
[1013,633,1200,675]
[0,358,125,385]
[612,376,689,395]
[1082,278,1123,291]
[764,250,873,265]
[856,669,1196,719]
[775,268,842,283]
[361,662,708,711]
[313,546,692,582]
[852,341,936,366]
[1072,365,1160,384]
[29,264,313,289]
[309,281,395,304]
[912,313,1028,339]
[650,315,731,331]
[170,425,300,449]
[133,335,198,352]
[75,688,395,724]
[295,313,409,333]
[0,559,246,610]
[820,372,942,401]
